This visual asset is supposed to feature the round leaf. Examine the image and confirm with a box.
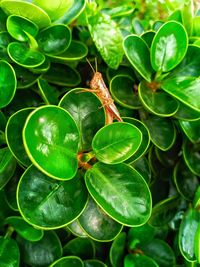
[17,166,87,229]
[59,89,106,151]
[5,216,43,241]
[50,256,84,267]
[15,64,39,89]
[23,105,79,180]
[179,208,200,262]
[78,197,123,242]
[130,157,151,183]
[0,60,16,108]
[84,259,107,267]
[38,79,59,105]
[85,162,152,226]
[174,102,200,121]
[92,122,142,164]
[109,232,126,267]
[37,24,71,55]
[0,237,20,267]
[6,108,34,167]
[124,254,159,267]
[128,223,155,247]
[17,231,62,267]
[7,15,38,42]
[0,0,51,28]
[67,220,88,238]
[183,139,200,176]
[139,81,179,117]
[151,21,188,72]
[8,42,45,68]
[0,31,13,61]
[179,119,200,143]
[123,34,154,82]
[110,75,141,109]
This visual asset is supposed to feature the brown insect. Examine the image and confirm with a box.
[86,58,122,124]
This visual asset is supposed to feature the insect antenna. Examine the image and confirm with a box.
[86,58,95,74]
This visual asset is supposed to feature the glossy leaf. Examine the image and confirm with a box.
[179,119,200,143]
[110,75,141,109]
[0,147,16,190]
[63,237,95,260]
[50,256,84,267]
[15,64,39,89]
[78,197,123,242]
[109,232,126,267]
[194,223,200,264]
[55,0,86,25]
[5,216,43,241]
[67,220,88,238]
[141,30,155,47]
[37,25,71,55]
[179,208,200,262]
[6,108,33,167]
[173,160,199,201]
[149,196,181,227]
[85,162,152,226]
[17,231,62,267]
[0,0,51,28]
[0,60,16,108]
[0,31,13,60]
[140,239,176,267]
[84,259,107,267]
[143,115,176,151]
[128,223,155,247]
[124,254,159,267]
[42,63,81,86]
[33,0,73,21]
[23,105,79,180]
[123,34,154,82]
[183,139,200,176]
[48,40,88,62]
[139,81,179,116]
[174,102,200,121]
[38,79,59,105]
[59,89,106,151]
[161,76,200,112]
[6,15,38,42]
[87,12,123,69]
[151,21,188,72]
[92,122,142,164]
[0,237,20,267]
[131,157,151,183]
[8,42,45,68]
[17,166,87,229]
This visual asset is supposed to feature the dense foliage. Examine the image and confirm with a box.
[0,0,199,266]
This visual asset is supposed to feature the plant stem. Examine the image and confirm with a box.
[4,226,14,239]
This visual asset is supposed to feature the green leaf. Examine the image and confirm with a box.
[0,237,20,267]
[84,259,107,267]
[67,220,88,238]
[42,63,81,86]
[55,0,86,25]
[143,115,176,151]
[141,30,155,48]
[38,79,59,105]
[78,197,123,242]
[110,75,141,109]
[0,60,16,108]
[59,89,106,151]
[173,159,199,201]
[0,31,14,61]
[0,0,51,28]
[85,162,152,226]
[0,147,16,190]
[179,119,200,143]
[48,40,88,62]
[183,139,200,176]
[130,157,151,183]
[6,15,38,42]
[37,25,71,55]
[33,0,73,21]
[194,223,200,264]
[124,254,159,267]
[149,196,181,227]
[17,231,62,267]
[15,64,39,89]
[6,107,34,167]
[63,237,95,260]
[179,208,200,262]
[50,256,84,267]
[87,12,123,69]
[140,239,176,267]
[151,21,188,72]
[5,216,44,241]
[23,105,79,180]
[8,42,45,68]
[17,166,87,229]
[109,232,126,267]
[92,122,142,164]
[123,117,150,163]
[174,102,200,121]
[161,76,200,112]
[139,81,179,116]
[181,0,193,37]
[123,34,154,82]
[128,223,155,247]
